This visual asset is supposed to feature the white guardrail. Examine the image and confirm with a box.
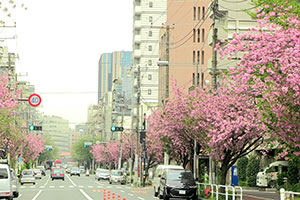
[197,183,243,200]
[280,188,300,200]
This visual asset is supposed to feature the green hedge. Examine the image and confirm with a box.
[246,156,260,187]
[237,157,248,181]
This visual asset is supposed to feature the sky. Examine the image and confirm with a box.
[3,0,133,125]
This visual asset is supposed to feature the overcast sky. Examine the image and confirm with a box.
[6,0,132,125]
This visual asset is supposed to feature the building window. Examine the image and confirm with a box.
[193,51,196,64]
[202,7,205,19]
[149,16,153,22]
[148,45,152,51]
[148,74,152,80]
[202,28,205,42]
[197,51,200,63]
[197,29,200,43]
[198,7,201,20]
[193,29,196,43]
[149,2,153,8]
[148,59,152,66]
[194,7,196,20]
[148,89,152,95]
[149,30,152,37]
[201,50,205,65]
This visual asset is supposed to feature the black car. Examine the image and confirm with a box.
[159,169,197,200]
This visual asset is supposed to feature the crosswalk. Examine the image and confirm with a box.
[20,185,134,190]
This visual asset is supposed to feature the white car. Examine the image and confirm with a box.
[10,169,19,198]
[33,169,42,179]
[20,169,35,185]
[95,169,110,181]
[0,164,13,200]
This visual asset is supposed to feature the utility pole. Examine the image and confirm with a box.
[211,0,219,90]
[165,25,170,99]
[193,62,199,180]
[135,65,141,185]
[118,94,125,170]
[210,0,219,184]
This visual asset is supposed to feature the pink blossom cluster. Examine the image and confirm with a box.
[218,10,300,154]
[23,133,45,161]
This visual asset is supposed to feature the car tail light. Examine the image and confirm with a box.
[60,174,64,176]
[0,192,10,195]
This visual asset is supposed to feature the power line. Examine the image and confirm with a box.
[170,4,213,46]
[218,5,257,12]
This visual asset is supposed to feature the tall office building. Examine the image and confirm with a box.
[43,115,71,154]
[131,0,167,126]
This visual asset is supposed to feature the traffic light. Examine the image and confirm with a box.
[83,145,87,148]
[110,126,124,132]
[29,125,42,131]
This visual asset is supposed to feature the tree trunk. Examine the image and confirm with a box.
[220,165,228,194]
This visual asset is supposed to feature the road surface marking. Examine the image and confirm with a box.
[59,186,64,188]
[138,197,145,200]
[79,185,83,188]
[128,193,134,196]
[69,185,74,188]
[20,186,26,189]
[30,186,36,188]
[41,176,50,188]
[66,174,77,186]
[49,186,55,188]
[19,194,22,198]
[40,186,45,188]
[88,186,93,188]
[79,189,94,200]
[97,186,103,188]
[32,190,42,200]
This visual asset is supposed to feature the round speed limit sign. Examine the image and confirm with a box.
[28,94,42,107]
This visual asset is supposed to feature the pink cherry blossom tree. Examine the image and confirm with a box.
[23,133,45,162]
[218,9,300,155]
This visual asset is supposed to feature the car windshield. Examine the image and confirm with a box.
[22,170,33,176]
[0,168,8,179]
[53,169,63,173]
[72,168,80,172]
[111,171,123,176]
[167,171,194,181]
[34,169,41,173]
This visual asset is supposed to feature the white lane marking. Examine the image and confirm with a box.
[30,186,36,188]
[79,189,94,200]
[49,186,55,188]
[41,176,50,188]
[128,193,134,196]
[88,186,93,188]
[79,185,83,188]
[20,186,26,189]
[69,185,74,188]
[138,197,145,200]
[97,186,103,188]
[19,194,22,198]
[120,190,125,193]
[59,186,64,188]
[32,190,42,200]
[66,174,77,187]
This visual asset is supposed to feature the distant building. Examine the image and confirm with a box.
[43,115,71,154]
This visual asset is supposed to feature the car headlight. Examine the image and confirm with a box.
[189,185,197,189]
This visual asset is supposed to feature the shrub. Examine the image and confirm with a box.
[277,172,287,186]
[237,157,248,181]
[246,156,260,187]
[287,157,300,185]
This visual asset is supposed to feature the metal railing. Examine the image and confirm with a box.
[280,188,300,200]
[198,183,243,200]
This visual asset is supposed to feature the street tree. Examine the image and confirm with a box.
[22,132,45,162]
[218,10,300,156]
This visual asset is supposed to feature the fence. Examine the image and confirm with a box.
[280,188,300,200]
[198,183,243,200]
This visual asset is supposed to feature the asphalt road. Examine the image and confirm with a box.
[16,171,158,200]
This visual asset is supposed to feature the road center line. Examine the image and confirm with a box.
[41,176,50,188]
[66,174,77,186]
[128,193,134,196]
[79,189,94,200]
[138,197,145,200]
[32,190,42,200]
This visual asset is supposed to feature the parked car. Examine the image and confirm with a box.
[0,164,13,200]
[109,170,126,185]
[153,165,184,197]
[10,169,19,198]
[70,168,80,176]
[95,168,110,181]
[51,168,65,181]
[33,169,42,179]
[20,169,35,185]
[37,166,46,176]
[159,169,197,200]
[79,166,85,173]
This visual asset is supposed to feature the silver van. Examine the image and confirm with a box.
[153,165,184,197]
[0,164,13,200]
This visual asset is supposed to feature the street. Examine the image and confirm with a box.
[17,171,157,200]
